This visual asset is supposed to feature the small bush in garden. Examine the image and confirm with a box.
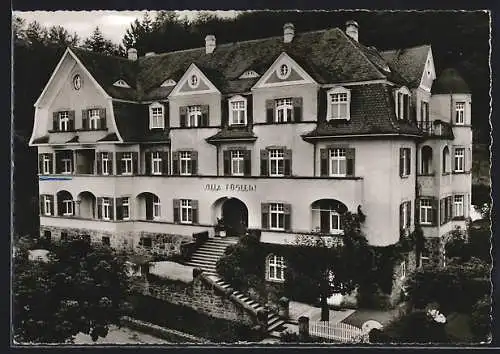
[279,330,299,343]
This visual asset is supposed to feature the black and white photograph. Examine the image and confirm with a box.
[11,8,493,345]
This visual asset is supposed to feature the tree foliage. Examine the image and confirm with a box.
[13,238,131,343]
[83,27,124,56]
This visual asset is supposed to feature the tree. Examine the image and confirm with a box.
[25,21,48,46]
[83,26,124,56]
[46,25,79,47]
[13,237,131,343]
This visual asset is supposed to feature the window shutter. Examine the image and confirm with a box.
[191,151,198,175]
[284,204,292,231]
[173,199,180,223]
[223,150,231,176]
[292,97,303,122]
[406,201,411,228]
[431,198,438,226]
[399,203,404,230]
[96,152,102,175]
[39,195,44,215]
[99,108,107,129]
[346,148,355,176]
[145,195,153,220]
[317,89,327,122]
[132,152,138,175]
[47,195,54,215]
[179,106,187,127]
[201,105,209,127]
[399,148,404,177]
[244,150,251,176]
[247,95,253,125]
[82,109,88,130]
[109,152,114,175]
[406,148,411,175]
[320,149,328,176]
[320,210,329,233]
[440,199,445,225]
[68,111,75,130]
[266,99,275,123]
[116,152,123,175]
[109,198,114,220]
[52,112,59,130]
[452,147,456,171]
[340,213,346,231]
[403,95,409,119]
[221,99,229,127]
[284,149,292,176]
[261,203,269,229]
[116,197,123,220]
[145,151,152,175]
[97,197,103,219]
[192,200,199,224]
[172,151,179,175]
[260,149,269,176]
[38,154,43,174]
[161,151,169,175]
[447,196,453,221]
[415,197,420,225]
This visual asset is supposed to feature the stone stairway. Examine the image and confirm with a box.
[183,236,287,337]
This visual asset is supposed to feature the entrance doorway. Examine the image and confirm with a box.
[221,198,248,236]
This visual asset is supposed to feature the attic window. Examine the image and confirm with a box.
[161,79,177,87]
[239,70,260,79]
[395,87,411,120]
[149,102,165,129]
[327,87,351,121]
[113,80,131,88]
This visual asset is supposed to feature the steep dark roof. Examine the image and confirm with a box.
[303,83,422,138]
[66,136,79,143]
[431,68,471,94]
[380,45,430,88]
[97,133,119,142]
[32,135,49,144]
[206,126,257,143]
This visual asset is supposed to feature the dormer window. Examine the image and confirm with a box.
[395,87,411,120]
[113,79,130,88]
[149,102,165,129]
[239,70,259,79]
[161,79,176,87]
[327,87,351,121]
[228,95,247,126]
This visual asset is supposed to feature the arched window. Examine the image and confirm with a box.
[266,254,286,282]
[56,190,74,217]
[311,199,347,234]
[442,146,450,173]
[421,145,433,175]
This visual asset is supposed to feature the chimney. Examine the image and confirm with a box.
[127,48,138,61]
[205,35,216,54]
[283,23,295,43]
[345,20,359,42]
[145,52,156,57]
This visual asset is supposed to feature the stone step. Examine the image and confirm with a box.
[186,258,216,265]
[185,263,216,271]
[190,255,220,263]
[268,319,285,332]
[191,252,221,258]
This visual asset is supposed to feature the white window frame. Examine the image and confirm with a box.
[329,211,342,234]
[180,151,192,176]
[394,87,411,120]
[228,95,247,126]
[43,154,51,174]
[121,152,133,175]
[275,98,293,123]
[187,106,202,127]
[89,109,100,130]
[401,148,411,177]
[400,260,407,280]
[420,199,433,225]
[327,87,351,121]
[149,102,165,129]
[122,197,130,220]
[269,149,285,177]
[101,152,110,175]
[59,111,69,131]
[61,158,72,175]
[62,199,73,216]
[43,195,52,216]
[180,199,192,224]
[329,148,347,177]
[277,63,291,80]
[267,254,286,282]
[454,147,465,172]
[454,195,464,218]
[230,150,245,176]
[102,198,111,221]
[153,195,161,220]
[402,201,411,229]
[151,151,162,175]
[269,203,285,231]
[455,102,465,125]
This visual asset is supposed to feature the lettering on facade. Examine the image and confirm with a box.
[204,183,257,192]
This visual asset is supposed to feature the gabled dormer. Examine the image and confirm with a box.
[239,70,260,79]
[149,102,165,130]
[160,79,177,87]
[227,95,248,126]
[394,86,412,120]
[419,47,437,92]
[113,79,131,88]
[168,63,220,97]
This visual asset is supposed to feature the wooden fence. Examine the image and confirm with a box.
[309,320,368,343]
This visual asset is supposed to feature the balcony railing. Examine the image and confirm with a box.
[417,120,452,138]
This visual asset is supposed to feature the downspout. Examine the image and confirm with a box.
[313,143,317,176]
[216,144,220,176]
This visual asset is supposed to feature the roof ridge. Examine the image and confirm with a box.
[380,43,431,53]
[70,46,132,62]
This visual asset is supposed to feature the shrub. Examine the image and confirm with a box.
[382,310,451,343]
[470,295,491,342]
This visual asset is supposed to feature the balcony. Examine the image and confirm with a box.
[417,120,454,139]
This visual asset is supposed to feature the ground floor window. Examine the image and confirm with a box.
[102,198,111,220]
[269,203,285,230]
[420,199,433,225]
[102,236,110,246]
[140,237,152,248]
[122,197,130,220]
[62,199,73,216]
[266,254,286,282]
[153,195,161,219]
[454,195,464,218]
[181,199,192,223]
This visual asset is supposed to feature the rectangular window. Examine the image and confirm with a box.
[400,148,411,177]
[121,152,133,175]
[43,154,51,174]
[419,101,430,132]
[401,201,411,229]
[150,107,164,129]
[102,236,110,246]
[275,98,293,123]
[180,199,192,223]
[140,237,152,248]
[455,102,465,124]
[231,150,245,176]
[329,148,346,176]
[329,211,342,234]
[61,232,68,241]
[61,158,72,174]
[59,111,69,131]
[89,109,100,130]
[269,203,285,230]
[62,199,73,216]
[454,148,465,172]
[43,195,52,216]
[269,149,284,177]
[152,152,162,175]
[102,198,111,220]
[180,151,192,175]
[330,93,348,120]
[400,260,407,280]
[231,101,246,125]
[420,199,433,225]
[454,195,464,218]
[268,255,286,282]
[122,197,130,220]
[153,195,161,219]
[187,106,202,127]
[101,152,110,175]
